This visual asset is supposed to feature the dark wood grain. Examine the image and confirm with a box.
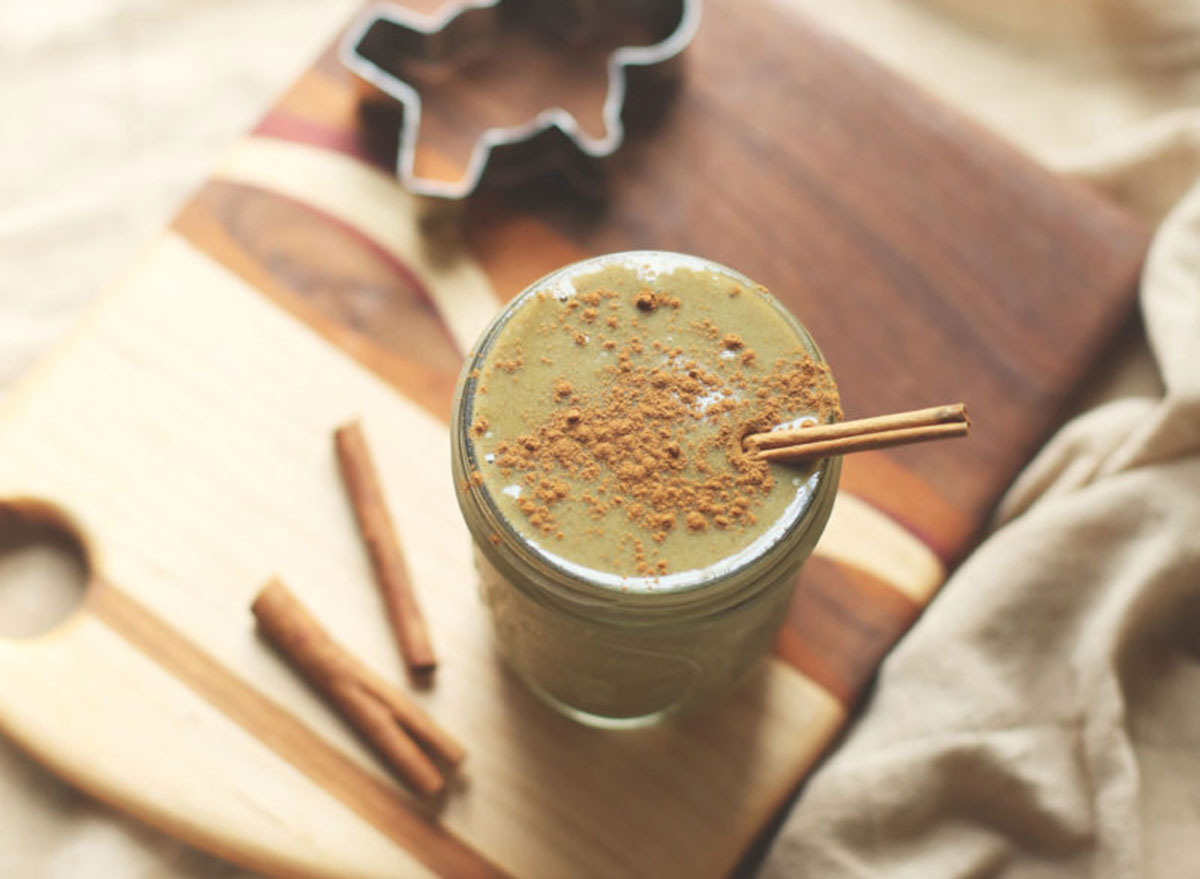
[461,0,1149,558]
[174,182,461,422]
[778,558,923,704]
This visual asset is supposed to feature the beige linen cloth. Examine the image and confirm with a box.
[1,0,1198,876]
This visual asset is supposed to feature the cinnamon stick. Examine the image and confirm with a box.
[251,579,465,799]
[746,403,969,464]
[335,420,437,676]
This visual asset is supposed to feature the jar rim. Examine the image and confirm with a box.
[451,251,839,613]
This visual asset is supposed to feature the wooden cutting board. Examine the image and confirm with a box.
[0,1,1146,877]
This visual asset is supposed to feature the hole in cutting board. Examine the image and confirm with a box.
[0,502,89,639]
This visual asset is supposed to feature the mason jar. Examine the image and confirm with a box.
[451,252,840,728]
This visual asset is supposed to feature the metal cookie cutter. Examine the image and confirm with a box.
[339,0,701,199]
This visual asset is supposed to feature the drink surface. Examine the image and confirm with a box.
[465,253,839,590]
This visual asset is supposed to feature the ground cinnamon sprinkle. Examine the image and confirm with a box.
[473,274,840,576]
[635,290,658,311]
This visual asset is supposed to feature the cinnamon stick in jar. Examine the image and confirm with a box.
[744,403,970,464]
[335,420,437,676]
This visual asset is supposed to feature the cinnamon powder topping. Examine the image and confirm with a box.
[471,266,840,576]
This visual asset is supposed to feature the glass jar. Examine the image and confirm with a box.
[451,252,840,728]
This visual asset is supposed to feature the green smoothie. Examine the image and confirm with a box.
[464,253,840,589]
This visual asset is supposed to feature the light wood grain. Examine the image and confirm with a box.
[0,235,846,878]
[0,607,441,879]
[817,494,943,604]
